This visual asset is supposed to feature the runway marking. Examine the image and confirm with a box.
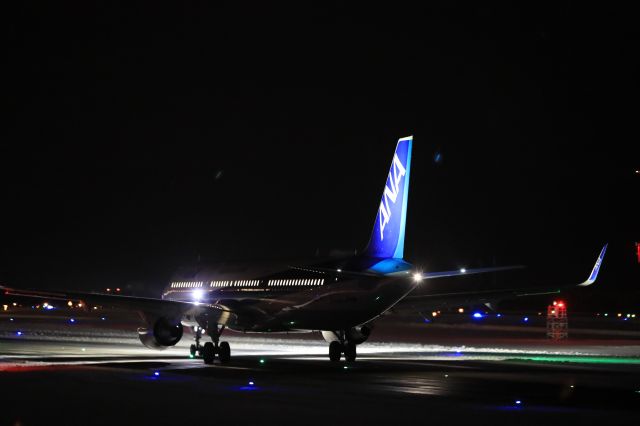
[510,356,640,365]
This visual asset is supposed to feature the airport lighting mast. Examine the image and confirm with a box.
[547,300,568,340]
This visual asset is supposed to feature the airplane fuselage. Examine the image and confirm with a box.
[162,257,417,332]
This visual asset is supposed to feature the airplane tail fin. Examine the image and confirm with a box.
[362,136,413,259]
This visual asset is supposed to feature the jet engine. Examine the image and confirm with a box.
[322,324,373,345]
[345,324,373,344]
[138,316,184,350]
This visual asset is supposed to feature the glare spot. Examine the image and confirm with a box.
[192,289,204,302]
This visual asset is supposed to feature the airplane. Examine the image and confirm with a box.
[0,136,608,364]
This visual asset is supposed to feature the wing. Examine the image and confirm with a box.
[0,285,236,344]
[1,286,199,317]
[396,244,608,313]
[420,265,525,279]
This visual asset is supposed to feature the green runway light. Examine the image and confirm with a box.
[512,356,640,365]
[259,359,265,364]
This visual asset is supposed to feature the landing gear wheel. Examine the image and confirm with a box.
[203,342,215,364]
[344,342,356,362]
[190,344,197,357]
[219,341,231,364]
[329,341,342,362]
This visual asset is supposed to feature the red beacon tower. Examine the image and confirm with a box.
[547,300,568,340]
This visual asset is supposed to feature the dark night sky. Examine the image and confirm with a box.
[4,3,639,308]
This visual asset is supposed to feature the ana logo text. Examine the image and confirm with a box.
[378,153,406,240]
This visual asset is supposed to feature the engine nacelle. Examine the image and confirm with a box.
[346,324,373,344]
[322,324,373,345]
[138,317,184,350]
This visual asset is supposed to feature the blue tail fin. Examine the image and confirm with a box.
[363,136,413,259]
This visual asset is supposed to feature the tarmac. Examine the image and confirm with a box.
[1,310,639,425]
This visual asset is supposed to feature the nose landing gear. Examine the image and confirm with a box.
[190,326,203,358]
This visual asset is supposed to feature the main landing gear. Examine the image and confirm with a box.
[198,325,231,365]
[328,332,357,362]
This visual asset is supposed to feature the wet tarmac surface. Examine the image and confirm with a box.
[1,309,639,425]
[2,335,639,426]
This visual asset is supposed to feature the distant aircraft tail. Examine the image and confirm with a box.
[362,136,413,259]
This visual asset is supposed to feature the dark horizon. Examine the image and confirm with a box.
[5,3,638,309]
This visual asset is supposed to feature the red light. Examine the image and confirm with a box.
[116,288,121,292]
[636,242,640,264]
[106,288,111,292]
